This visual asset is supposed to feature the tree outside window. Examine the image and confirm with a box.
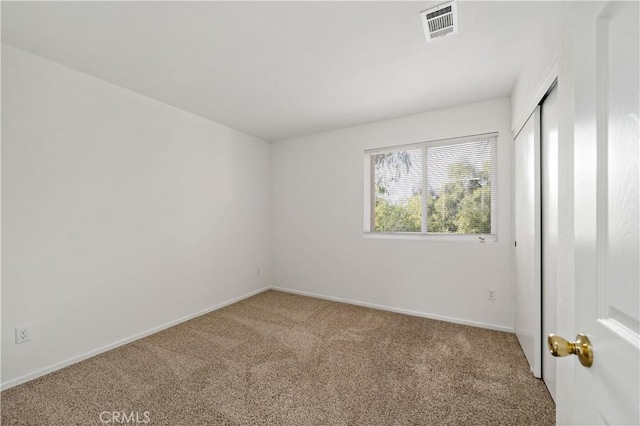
[369,135,497,236]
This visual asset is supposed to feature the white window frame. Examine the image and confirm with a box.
[363,132,499,242]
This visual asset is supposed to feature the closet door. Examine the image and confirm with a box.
[541,84,559,400]
[514,107,541,378]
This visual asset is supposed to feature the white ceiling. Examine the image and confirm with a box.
[2,2,557,141]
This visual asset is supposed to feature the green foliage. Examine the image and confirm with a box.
[427,160,491,234]
[375,157,492,234]
[375,192,421,232]
[427,185,491,234]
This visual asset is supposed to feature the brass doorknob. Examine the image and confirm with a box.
[547,333,593,367]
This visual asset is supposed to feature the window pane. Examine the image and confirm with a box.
[373,149,422,232]
[426,140,493,234]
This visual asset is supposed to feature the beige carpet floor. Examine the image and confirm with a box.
[1,290,554,425]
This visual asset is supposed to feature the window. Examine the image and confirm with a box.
[364,133,498,239]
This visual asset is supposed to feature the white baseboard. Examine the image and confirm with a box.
[0,286,270,391]
[271,286,514,333]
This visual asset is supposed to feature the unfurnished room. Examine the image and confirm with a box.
[1,1,639,425]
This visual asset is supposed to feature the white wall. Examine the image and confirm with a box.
[1,44,271,387]
[510,1,562,135]
[272,98,514,331]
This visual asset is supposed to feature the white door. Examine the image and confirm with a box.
[562,1,639,424]
[541,84,559,401]
[514,107,542,378]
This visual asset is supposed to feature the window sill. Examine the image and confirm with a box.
[363,232,498,243]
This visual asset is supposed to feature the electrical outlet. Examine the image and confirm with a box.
[15,326,30,344]
[256,268,261,276]
[488,289,496,301]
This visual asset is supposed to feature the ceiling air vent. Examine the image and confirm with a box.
[420,1,458,43]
